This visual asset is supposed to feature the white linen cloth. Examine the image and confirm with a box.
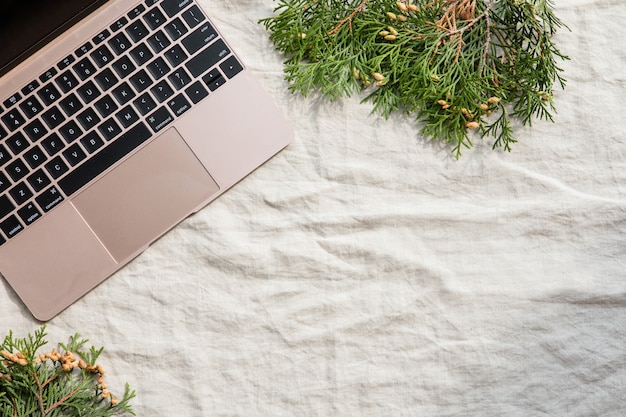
[1,1,625,415]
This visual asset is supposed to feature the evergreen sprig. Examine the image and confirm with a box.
[261,0,569,157]
[0,327,135,417]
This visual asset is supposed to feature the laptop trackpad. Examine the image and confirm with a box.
[72,127,219,262]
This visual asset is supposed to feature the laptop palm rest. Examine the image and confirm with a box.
[72,127,219,262]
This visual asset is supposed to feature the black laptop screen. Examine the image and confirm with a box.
[0,0,108,77]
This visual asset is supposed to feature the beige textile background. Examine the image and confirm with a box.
[1,0,625,415]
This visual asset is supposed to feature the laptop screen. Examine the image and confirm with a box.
[0,0,108,77]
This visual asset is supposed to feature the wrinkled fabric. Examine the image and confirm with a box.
[1,1,625,415]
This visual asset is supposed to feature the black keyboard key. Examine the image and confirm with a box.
[147,57,171,80]
[93,29,111,45]
[146,106,173,132]
[0,173,10,194]
[144,8,167,30]
[38,84,62,106]
[112,55,136,78]
[112,82,136,105]
[45,156,69,179]
[145,0,159,6]
[27,169,52,192]
[98,118,122,141]
[58,55,76,70]
[111,16,129,32]
[75,42,93,57]
[130,69,153,93]
[9,182,33,205]
[0,126,6,141]
[162,0,191,17]
[0,215,23,238]
[94,68,119,92]
[91,45,115,68]
[62,143,87,166]
[202,68,225,91]
[164,44,188,67]
[60,94,88,116]
[39,67,58,82]
[167,94,191,117]
[0,195,15,219]
[73,58,97,80]
[56,70,80,93]
[1,109,26,131]
[3,93,21,109]
[94,95,119,118]
[21,81,40,96]
[6,132,29,154]
[24,145,47,168]
[23,119,48,142]
[185,81,208,104]
[147,30,171,53]
[18,202,41,225]
[76,108,101,131]
[6,159,29,181]
[203,67,221,83]
[42,106,66,130]
[181,5,206,28]
[133,93,157,115]
[220,56,244,79]
[35,186,64,213]
[186,39,230,77]
[128,4,146,20]
[115,105,139,128]
[59,93,83,117]
[80,131,105,153]
[165,18,188,41]
[19,96,44,118]
[126,20,149,42]
[182,22,218,55]
[108,32,132,55]
[129,43,153,66]
[168,67,192,90]
[59,118,83,143]
[0,144,11,167]
[41,133,65,155]
[58,122,152,196]
[151,80,174,102]
[77,80,101,104]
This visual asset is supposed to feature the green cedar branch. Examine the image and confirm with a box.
[261,0,569,157]
[0,327,135,417]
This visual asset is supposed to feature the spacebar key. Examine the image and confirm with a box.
[58,122,152,196]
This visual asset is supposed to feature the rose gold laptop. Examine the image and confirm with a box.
[0,0,292,320]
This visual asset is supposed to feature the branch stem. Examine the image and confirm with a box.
[328,0,368,35]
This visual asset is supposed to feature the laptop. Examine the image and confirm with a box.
[0,0,293,320]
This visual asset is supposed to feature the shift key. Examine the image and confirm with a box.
[185,39,230,78]
[0,195,15,219]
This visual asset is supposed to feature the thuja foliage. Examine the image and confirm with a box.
[0,327,135,417]
[261,0,569,157]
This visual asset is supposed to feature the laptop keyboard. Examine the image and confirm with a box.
[0,0,243,244]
